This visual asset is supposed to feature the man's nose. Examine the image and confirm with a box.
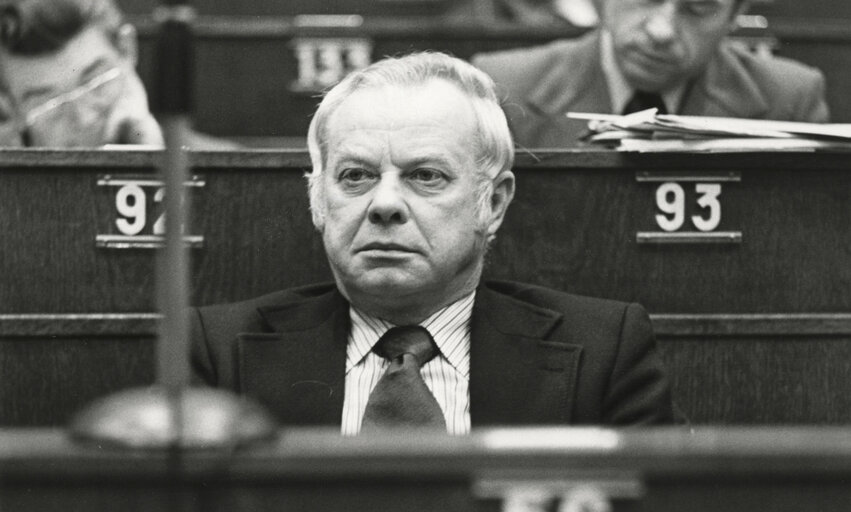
[644,2,678,45]
[367,174,409,225]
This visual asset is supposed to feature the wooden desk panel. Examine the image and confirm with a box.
[4,428,851,512]
[1,149,849,426]
[657,336,851,424]
[2,150,848,313]
[0,335,155,427]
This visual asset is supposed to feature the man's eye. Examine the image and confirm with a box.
[339,168,372,183]
[409,168,446,184]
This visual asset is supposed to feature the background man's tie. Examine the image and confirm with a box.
[361,325,446,432]
[622,90,668,115]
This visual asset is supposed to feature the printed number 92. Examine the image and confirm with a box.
[115,184,165,236]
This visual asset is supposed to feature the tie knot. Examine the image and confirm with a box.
[374,326,438,367]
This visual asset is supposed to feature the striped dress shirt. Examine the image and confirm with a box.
[341,292,474,436]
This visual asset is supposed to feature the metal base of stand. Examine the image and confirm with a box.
[69,386,278,449]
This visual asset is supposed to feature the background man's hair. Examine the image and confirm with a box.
[306,51,515,229]
[0,0,123,55]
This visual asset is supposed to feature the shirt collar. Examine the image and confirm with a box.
[600,29,686,115]
[346,292,475,376]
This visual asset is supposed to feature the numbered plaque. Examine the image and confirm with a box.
[635,171,742,244]
[96,174,204,249]
[290,37,372,93]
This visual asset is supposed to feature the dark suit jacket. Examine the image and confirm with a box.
[472,31,830,148]
[190,281,675,428]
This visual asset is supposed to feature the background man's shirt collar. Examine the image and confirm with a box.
[600,30,686,115]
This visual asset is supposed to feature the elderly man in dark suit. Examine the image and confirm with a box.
[190,52,675,434]
[473,0,829,148]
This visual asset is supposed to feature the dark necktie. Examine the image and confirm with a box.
[622,90,668,115]
[360,325,446,433]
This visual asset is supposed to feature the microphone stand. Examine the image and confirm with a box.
[70,0,276,450]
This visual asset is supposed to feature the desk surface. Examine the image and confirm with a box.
[7,426,851,512]
[4,426,851,479]
[1,146,849,169]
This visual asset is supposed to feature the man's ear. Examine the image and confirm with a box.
[115,23,138,67]
[485,169,516,239]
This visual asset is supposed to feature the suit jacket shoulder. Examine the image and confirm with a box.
[472,33,609,148]
[472,37,592,103]
[476,280,676,425]
[697,41,829,122]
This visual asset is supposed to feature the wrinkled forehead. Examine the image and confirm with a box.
[324,80,481,158]
[325,80,480,142]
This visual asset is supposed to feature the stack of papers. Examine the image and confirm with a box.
[568,109,851,152]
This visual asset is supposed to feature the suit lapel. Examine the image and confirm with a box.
[526,33,611,117]
[520,33,611,146]
[237,289,349,426]
[681,42,769,118]
[233,284,586,428]
[470,286,583,427]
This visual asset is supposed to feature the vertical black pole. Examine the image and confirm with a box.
[153,4,194,511]
[151,0,195,442]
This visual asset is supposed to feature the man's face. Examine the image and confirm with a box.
[0,25,162,147]
[603,0,742,92]
[317,79,512,322]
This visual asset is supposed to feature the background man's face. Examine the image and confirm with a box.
[0,25,162,146]
[603,0,741,92]
[318,79,494,321]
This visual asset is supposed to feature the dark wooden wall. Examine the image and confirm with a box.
[132,18,581,143]
[111,2,851,143]
[2,150,849,426]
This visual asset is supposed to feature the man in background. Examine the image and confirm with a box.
[473,0,829,148]
[190,51,676,434]
[0,0,163,147]
[0,0,235,148]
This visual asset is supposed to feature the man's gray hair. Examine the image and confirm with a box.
[306,51,514,229]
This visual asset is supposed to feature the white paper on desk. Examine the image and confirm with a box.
[570,109,683,127]
[657,115,851,141]
[569,111,793,138]
[618,137,841,153]
[589,130,652,142]
[568,111,851,140]
[656,114,851,140]
[570,109,661,140]
[102,144,162,150]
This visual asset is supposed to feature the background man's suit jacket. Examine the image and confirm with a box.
[190,281,675,427]
[472,31,830,148]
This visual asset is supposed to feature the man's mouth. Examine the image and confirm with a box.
[358,242,416,253]
[632,49,677,69]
